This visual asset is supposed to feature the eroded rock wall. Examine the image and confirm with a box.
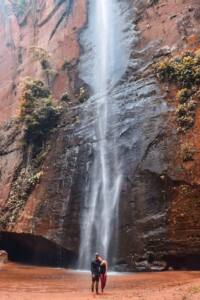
[0,0,87,258]
[117,0,200,271]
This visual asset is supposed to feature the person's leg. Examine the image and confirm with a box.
[95,278,99,294]
[91,277,95,292]
[103,274,107,290]
[101,274,106,292]
[100,274,103,292]
[101,274,107,293]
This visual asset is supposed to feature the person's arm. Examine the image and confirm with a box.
[91,262,94,274]
[105,261,108,273]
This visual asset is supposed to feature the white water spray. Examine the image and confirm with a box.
[78,0,135,268]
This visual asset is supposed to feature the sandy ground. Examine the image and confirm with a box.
[1,264,200,300]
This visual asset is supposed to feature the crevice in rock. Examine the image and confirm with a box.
[0,148,19,157]
[38,0,66,27]
[0,232,77,267]
[140,130,166,164]
[49,10,68,41]
[48,0,74,41]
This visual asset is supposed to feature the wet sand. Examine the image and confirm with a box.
[1,263,200,299]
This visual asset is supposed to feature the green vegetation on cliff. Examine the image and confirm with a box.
[30,47,58,86]
[20,78,61,152]
[0,79,62,229]
[154,52,200,132]
[181,143,195,162]
[154,52,200,88]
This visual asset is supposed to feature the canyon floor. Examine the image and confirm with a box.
[0,264,200,299]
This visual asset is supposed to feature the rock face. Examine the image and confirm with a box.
[0,0,87,264]
[1,0,200,271]
[117,0,200,271]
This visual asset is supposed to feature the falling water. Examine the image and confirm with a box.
[78,0,135,268]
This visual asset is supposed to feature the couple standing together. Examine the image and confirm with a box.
[91,253,108,294]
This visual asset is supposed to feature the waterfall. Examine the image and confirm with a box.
[78,0,135,268]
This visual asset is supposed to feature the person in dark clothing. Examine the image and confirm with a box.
[91,253,101,294]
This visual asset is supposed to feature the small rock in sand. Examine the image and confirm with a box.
[0,250,8,264]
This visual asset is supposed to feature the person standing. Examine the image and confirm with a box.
[91,253,101,294]
[99,259,108,293]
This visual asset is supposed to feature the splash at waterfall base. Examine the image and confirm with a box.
[1,264,200,300]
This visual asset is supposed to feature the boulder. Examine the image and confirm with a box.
[150,261,168,271]
[0,250,8,264]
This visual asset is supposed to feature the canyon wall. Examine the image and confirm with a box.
[0,0,87,264]
[118,0,200,271]
[0,0,200,270]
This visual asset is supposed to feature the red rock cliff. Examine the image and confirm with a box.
[0,0,87,265]
[118,0,200,271]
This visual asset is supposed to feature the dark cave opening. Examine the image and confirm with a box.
[0,232,77,268]
[165,254,200,271]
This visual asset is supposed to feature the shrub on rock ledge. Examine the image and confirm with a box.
[60,92,70,102]
[154,51,200,131]
[181,144,195,162]
[177,88,191,103]
[20,78,61,152]
[78,87,89,104]
[0,79,63,228]
[154,52,200,88]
